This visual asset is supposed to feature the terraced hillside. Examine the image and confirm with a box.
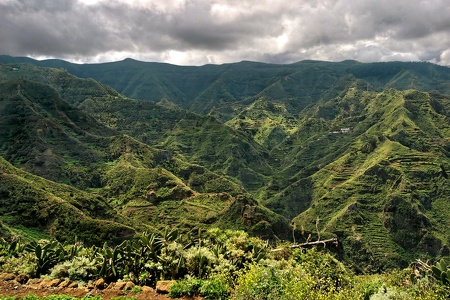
[290,89,450,271]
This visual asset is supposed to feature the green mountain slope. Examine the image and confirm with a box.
[78,96,273,192]
[0,79,115,188]
[225,83,450,271]
[0,77,290,242]
[2,56,450,120]
[0,63,275,192]
[1,58,450,271]
[288,89,450,272]
[0,155,134,245]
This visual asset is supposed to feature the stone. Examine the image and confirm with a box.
[155,280,176,294]
[15,274,29,284]
[39,278,53,288]
[49,279,62,287]
[124,281,135,291]
[113,281,127,290]
[94,278,106,289]
[58,280,72,288]
[7,280,20,288]
[0,273,16,281]
[68,282,78,288]
[27,278,43,289]
[142,285,152,292]
[27,278,43,285]
[106,282,115,289]
[86,283,95,290]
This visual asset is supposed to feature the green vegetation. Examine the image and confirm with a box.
[0,57,450,285]
[0,231,449,299]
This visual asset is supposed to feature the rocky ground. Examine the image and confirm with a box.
[0,273,201,299]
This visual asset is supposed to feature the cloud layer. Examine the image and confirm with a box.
[1,0,450,65]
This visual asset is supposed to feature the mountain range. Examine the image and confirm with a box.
[0,55,450,272]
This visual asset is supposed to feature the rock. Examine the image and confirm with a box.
[27,278,43,289]
[58,280,72,288]
[68,282,78,288]
[15,274,29,284]
[142,285,152,292]
[124,281,135,291]
[39,278,53,288]
[7,280,20,288]
[49,279,62,287]
[86,283,95,290]
[27,278,43,285]
[156,280,176,294]
[106,282,115,289]
[113,281,127,290]
[0,273,16,281]
[38,278,62,288]
[94,278,106,289]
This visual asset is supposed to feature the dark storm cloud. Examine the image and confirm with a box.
[0,0,449,65]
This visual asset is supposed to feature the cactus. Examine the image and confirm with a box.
[25,240,63,276]
[0,238,25,258]
[431,259,450,285]
[96,242,124,281]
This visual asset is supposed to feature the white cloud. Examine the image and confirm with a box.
[0,0,449,66]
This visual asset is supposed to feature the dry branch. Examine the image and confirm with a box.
[271,237,338,252]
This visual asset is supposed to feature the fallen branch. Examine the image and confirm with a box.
[271,237,338,252]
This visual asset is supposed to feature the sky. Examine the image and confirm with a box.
[1,0,450,66]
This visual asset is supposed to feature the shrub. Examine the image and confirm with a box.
[199,278,229,300]
[168,278,203,298]
[233,262,311,300]
[49,256,97,281]
[0,252,36,276]
[293,248,353,292]
[168,278,228,299]
[183,246,217,278]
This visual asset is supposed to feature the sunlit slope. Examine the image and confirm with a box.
[290,89,450,271]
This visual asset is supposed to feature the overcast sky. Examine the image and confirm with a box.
[1,0,450,66]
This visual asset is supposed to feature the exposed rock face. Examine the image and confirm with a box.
[242,204,263,225]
